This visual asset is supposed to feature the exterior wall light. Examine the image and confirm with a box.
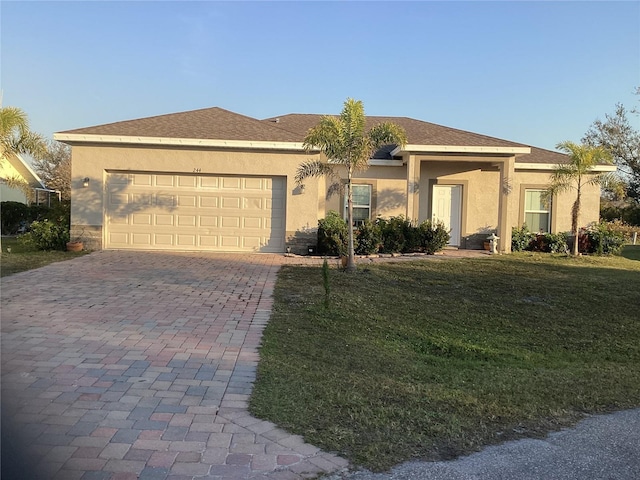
[83,177,90,188]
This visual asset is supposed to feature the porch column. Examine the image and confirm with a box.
[498,156,515,253]
[405,154,420,222]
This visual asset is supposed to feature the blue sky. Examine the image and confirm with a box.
[2,1,638,151]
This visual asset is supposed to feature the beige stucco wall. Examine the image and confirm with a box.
[70,144,604,251]
[69,144,323,250]
[322,165,408,219]
[512,170,601,232]
[419,161,501,238]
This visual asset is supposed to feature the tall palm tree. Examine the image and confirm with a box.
[547,141,613,255]
[296,98,407,272]
[1,106,48,245]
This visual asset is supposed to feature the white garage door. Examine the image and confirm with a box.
[104,172,286,252]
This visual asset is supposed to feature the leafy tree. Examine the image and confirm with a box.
[547,141,613,255]
[33,141,71,201]
[295,98,407,272]
[583,101,640,202]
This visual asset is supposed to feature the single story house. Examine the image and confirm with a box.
[54,107,615,253]
[0,153,47,204]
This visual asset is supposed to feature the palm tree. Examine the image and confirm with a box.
[1,106,48,246]
[296,98,407,272]
[547,141,613,255]
[1,106,48,197]
[1,106,47,160]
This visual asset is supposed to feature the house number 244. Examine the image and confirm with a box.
[193,168,202,173]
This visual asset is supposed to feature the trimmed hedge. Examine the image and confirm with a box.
[512,222,624,255]
[317,212,450,256]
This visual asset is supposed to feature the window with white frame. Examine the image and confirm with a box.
[344,184,372,224]
[524,189,550,232]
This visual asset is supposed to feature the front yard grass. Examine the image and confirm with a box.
[0,237,87,277]
[250,251,640,471]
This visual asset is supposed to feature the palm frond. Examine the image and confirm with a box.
[295,160,336,185]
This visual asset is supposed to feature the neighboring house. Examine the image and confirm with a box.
[0,153,46,204]
[54,107,615,253]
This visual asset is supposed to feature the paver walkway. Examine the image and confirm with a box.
[1,249,484,480]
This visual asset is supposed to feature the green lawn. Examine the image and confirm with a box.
[250,250,640,471]
[0,237,87,277]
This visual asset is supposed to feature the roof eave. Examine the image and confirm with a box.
[515,163,617,172]
[53,133,307,151]
[391,144,531,156]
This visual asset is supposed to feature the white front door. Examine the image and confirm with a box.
[432,185,462,246]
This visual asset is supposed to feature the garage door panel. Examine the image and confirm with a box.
[178,176,197,188]
[177,235,196,246]
[221,197,241,209]
[178,195,197,207]
[133,174,152,186]
[244,198,263,210]
[222,177,241,189]
[242,236,262,249]
[133,214,152,225]
[132,233,152,245]
[105,173,285,252]
[178,215,196,227]
[221,216,240,228]
[155,175,174,187]
[154,234,173,246]
[243,217,262,229]
[199,236,218,247]
[221,236,240,247]
[244,178,263,190]
[156,194,175,207]
[200,216,218,227]
[200,196,219,208]
[109,232,129,244]
[155,214,173,226]
[200,177,219,189]
[110,193,128,205]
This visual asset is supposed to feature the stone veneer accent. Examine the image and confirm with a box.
[71,224,102,251]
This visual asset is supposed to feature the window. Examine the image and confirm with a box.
[344,184,372,224]
[524,189,550,232]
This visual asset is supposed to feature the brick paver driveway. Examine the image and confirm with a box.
[1,251,348,480]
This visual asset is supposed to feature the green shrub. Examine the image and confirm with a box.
[601,204,640,226]
[355,220,381,255]
[19,219,69,251]
[1,201,71,235]
[511,225,535,252]
[417,220,450,254]
[1,201,30,234]
[317,211,349,256]
[378,216,412,253]
[528,232,569,254]
[580,222,626,255]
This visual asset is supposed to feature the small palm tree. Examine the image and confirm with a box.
[547,141,613,255]
[296,98,407,272]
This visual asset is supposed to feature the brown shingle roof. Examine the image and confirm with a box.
[264,114,570,164]
[59,107,570,164]
[59,107,301,142]
[263,114,527,149]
